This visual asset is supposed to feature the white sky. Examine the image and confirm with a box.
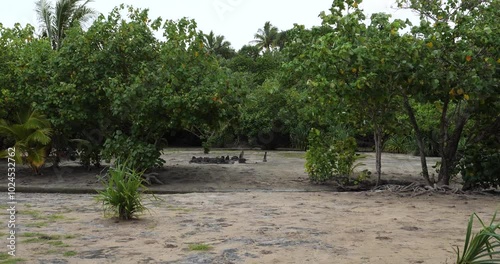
[0,0,419,49]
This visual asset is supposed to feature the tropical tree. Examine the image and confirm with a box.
[0,109,52,174]
[252,21,279,52]
[35,0,96,50]
[396,0,500,186]
[203,31,235,59]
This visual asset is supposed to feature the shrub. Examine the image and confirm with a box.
[0,109,52,174]
[102,131,165,171]
[459,144,500,191]
[96,161,156,220]
[383,135,416,154]
[455,211,500,263]
[305,128,359,184]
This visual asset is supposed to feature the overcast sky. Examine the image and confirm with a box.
[0,0,418,49]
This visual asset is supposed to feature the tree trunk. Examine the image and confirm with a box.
[437,113,469,186]
[373,128,383,186]
[401,91,432,185]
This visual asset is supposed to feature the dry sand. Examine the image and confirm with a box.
[1,150,498,263]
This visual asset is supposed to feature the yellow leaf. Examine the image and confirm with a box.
[351,68,357,73]
[463,94,470,100]
[426,42,433,48]
[449,88,456,96]
[457,88,464,95]
[391,28,396,35]
[195,51,199,57]
[353,1,358,8]
[497,58,500,64]
[466,55,472,62]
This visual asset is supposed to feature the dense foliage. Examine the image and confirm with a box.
[0,0,498,188]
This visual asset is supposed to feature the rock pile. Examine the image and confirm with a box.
[189,155,239,164]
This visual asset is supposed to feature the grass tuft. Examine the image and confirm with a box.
[188,243,212,251]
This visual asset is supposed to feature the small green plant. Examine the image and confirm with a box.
[63,251,77,257]
[459,143,500,191]
[0,108,53,174]
[188,243,212,251]
[96,160,156,220]
[455,211,500,263]
[305,128,360,185]
[0,251,25,264]
[102,132,165,171]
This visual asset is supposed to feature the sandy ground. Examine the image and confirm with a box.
[6,192,500,264]
[1,150,498,263]
[4,150,443,193]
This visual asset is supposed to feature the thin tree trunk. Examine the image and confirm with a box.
[401,90,432,185]
[437,114,469,186]
[374,128,383,186]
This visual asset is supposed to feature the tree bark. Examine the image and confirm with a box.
[401,90,432,185]
[373,127,383,186]
[437,113,469,186]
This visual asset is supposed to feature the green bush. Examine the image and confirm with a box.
[459,144,500,191]
[96,161,154,220]
[305,128,358,184]
[455,211,500,263]
[102,131,165,171]
[383,135,416,154]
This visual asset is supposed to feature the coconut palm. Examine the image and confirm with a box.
[251,21,279,52]
[0,109,53,174]
[203,31,235,59]
[35,0,96,50]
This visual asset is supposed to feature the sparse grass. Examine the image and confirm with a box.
[0,205,9,210]
[188,243,212,251]
[63,234,80,239]
[0,257,26,264]
[23,209,42,218]
[25,221,49,228]
[63,251,77,257]
[0,253,10,260]
[47,240,69,247]
[22,210,66,220]
[20,232,45,237]
[46,214,65,221]
[0,232,7,237]
[23,233,61,243]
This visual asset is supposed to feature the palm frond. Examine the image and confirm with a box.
[35,0,55,40]
[26,146,49,170]
[456,212,500,263]
[26,129,53,145]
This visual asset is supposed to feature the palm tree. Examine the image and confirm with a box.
[0,109,53,174]
[251,21,279,52]
[203,31,235,59]
[35,0,96,50]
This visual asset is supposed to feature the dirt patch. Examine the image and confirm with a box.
[1,149,495,263]
[0,150,442,193]
[8,192,499,263]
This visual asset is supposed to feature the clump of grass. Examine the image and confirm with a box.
[23,209,42,218]
[455,211,500,263]
[188,243,212,251]
[47,241,69,247]
[0,252,26,264]
[25,221,49,228]
[63,251,77,257]
[63,234,80,239]
[23,234,61,243]
[96,160,158,220]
